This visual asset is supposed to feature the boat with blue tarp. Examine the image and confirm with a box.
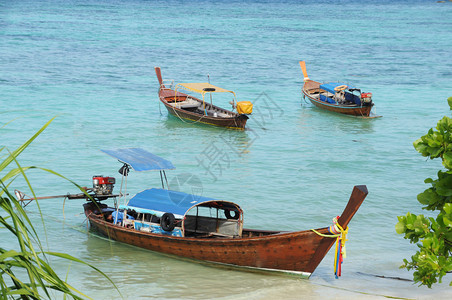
[299,61,380,118]
[79,148,368,277]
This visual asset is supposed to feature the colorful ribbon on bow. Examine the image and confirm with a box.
[328,216,349,278]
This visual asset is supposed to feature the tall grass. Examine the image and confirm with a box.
[0,118,119,299]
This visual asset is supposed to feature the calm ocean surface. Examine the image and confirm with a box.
[2,0,452,298]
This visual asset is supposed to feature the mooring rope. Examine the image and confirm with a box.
[171,105,206,124]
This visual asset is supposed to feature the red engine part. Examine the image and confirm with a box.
[92,176,115,195]
[93,176,115,185]
[361,92,372,98]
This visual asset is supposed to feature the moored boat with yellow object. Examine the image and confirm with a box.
[155,67,252,130]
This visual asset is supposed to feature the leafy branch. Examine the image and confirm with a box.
[396,97,452,288]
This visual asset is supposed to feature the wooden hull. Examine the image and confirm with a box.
[84,185,368,276]
[303,80,373,117]
[160,95,249,130]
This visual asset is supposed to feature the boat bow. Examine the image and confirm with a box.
[337,185,368,229]
[305,185,368,273]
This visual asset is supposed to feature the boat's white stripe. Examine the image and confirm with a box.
[206,260,311,277]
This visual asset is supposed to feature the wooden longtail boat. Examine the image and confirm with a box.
[82,148,368,278]
[299,61,380,118]
[155,67,252,130]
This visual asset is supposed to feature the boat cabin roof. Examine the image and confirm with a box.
[122,188,240,219]
[101,148,175,171]
[320,82,356,94]
[176,82,236,97]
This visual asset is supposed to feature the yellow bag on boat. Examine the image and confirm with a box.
[236,101,253,114]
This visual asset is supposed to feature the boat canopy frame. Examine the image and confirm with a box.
[101,148,174,190]
[100,148,244,236]
[118,189,244,237]
[101,148,176,220]
[174,82,237,115]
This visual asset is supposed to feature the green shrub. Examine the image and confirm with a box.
[396,98,452,287]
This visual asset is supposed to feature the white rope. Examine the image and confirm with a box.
[171,105,206,124]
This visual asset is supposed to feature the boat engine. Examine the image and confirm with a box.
[236,101,253,114]
[92,176,115,195]
[361,92,372,104]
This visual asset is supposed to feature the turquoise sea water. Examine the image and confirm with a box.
[2,0,452,298]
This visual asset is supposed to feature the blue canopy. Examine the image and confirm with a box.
[124,188,224,218]
[320,82,355,94]
[101,148,175,171]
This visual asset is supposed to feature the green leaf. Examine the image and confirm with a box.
[443,152,452,169]
[1,118,122,300]
[437,116,452,131]
[436,175,452,196]
[430,147,443,158]
[396,221,407,234]
[443,215,452,227]
[414,138,426,152]
[0,117,56,173]
[448,96,452,110]
[417,189,437,206]
[422,238,432,248]
[424,178,434,184]
[444,203,452,214]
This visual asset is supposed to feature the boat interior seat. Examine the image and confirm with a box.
[218,112,231,117]
[320,92,336,104]
[184,215,241,237]
[170,102,200,109]
[344,92,362,105]
[161,89,189,102]
[165,96,187,103]
[206,110,230,118]
[169,97,200,109]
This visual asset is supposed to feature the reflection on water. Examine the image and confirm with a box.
[297,105,377,135]
[162,114,222,131]
[162,114,253,155]
[218,127,253,156]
